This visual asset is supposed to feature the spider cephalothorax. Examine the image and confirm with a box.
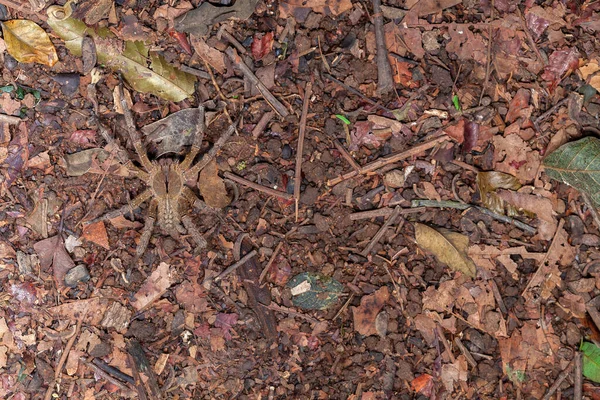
[90,87,234,257]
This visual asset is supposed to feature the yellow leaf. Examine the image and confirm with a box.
[415,223,476,278]
[1,20,58,66]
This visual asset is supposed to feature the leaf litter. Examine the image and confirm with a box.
[2,0,600,398]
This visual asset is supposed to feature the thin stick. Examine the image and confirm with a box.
[259,241,283,283]
[517,7,546,66]
[214,250,257,283]
[574,351,582,400]
[333,139,361,171]
[0,113,22,125]
[252,110,276,138]
[44,317,85,400]
[542,358,575,400]
[586,299,600,332]
[323,73,392,113]
[179,65,211,80]
[264,303,321,324]
[223,171,293,201]
[478,0,494,105]
[80,358,136,395]
[295,82,312,221]
[350,207,425,220]
[361,206,403,256]
[372,0,394,96]
[217,27,247,55]
[327,135,447,186]
[454,337,477,368]
[225,47,289,117]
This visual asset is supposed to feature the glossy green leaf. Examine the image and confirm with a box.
[46,3,195,102]
[452,94,461,111]
[287,272,343,310]
[582,342,600,383]
[543,136,600,207]
[335,115,351,125]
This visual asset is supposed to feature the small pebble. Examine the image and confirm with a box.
[281,144,293,159]
[52,73,80,96]
[4,54,17,70]
[64,264,90,287]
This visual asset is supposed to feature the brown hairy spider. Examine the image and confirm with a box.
[91,87,234,257]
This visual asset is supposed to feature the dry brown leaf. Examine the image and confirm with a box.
[493,134,541,181]
[415,223,476,278]
[131,262,174,311]
[198,159,230,208]
[476,171,521,215]
[352,286,390,336]
[1,20,58,66]
[496,190,556,240]
[81,220,110,250]
[108,215,143,229]
[190,36,226,74]
[33,235,76,287]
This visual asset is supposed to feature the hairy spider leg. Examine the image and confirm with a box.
[118,85,153,172]
[136,199,157,257]
[91,188,152,223]
[183,124,236,180]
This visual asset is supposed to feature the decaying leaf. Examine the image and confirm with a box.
[190,36,226,74]
[63,149,109,176]
[543,136,600,207]
[141,108,201,156]
[81,221,110,250]
[352,286,390,336]
[198,159,230,208]
[251,31,274,61]
[1,20,58,67]
[33,235,76,287]
[477,171,521,215]
[131,262,174,311]
[47,4,196,101]
[415,223,477,278]
[287,272,343,310]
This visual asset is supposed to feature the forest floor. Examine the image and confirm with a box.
[1,0,600,398]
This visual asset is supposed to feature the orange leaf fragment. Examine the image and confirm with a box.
[81,221,110,250]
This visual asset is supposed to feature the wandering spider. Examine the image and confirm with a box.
[90,86,234,257]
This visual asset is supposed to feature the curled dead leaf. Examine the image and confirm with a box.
[415,223,476,278]
[1,20,58,66]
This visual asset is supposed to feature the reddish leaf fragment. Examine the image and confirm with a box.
[268,255,292,286]
[411,374,434,395]
[463,121,479,153]
[81,221,110,250]
[69,130,97,146]
[251,32,274,61]
[214,313,238,341]
[541,48,580,91]
[444,118,466,143]
[352,286,390,336]
[526,9,550,39]
[9,282,37,305]
[3,122,29,189]
[174,280,208,313]
[505,88,531,123]
[130,262,174,311]
[168,29,193,55]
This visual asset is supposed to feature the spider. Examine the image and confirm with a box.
[90,86,234,257]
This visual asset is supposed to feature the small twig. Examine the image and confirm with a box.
[454,337,477,368]
[91,358,135,385]
[517,7,546,66]
[214,250,257,283]
[179,65,211,80]
[349,207,425,220]
[80,358,136,395]
[323,73,392,113]
[574,351,582,400]
[317,36,331,74]
[0,113,23,125]
[586,299,600,332]
[259,241,283,283]
[265,303,321,324]
[44,316,85,400]
[252,110,276,138]
[225,47,289,117]
[372,0,395,96]
[223,171,293,201]
[333,139,361,172]
[542,358,575,400]
[478,0,494,105]
[295,81,312,221]
[522,218,566,296]
[217,27,247,55]
[411,199,470,210]
[534,97,568,126]
[361,206,403,256]
[327,135,447,186]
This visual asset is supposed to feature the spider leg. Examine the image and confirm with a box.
[183,124,235,181]
[90,188,152,223]
[98,123,149,181]
[136,199,157,258]
[179,106,206,171]
[118,85,154,172]
[181,187,208,249]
